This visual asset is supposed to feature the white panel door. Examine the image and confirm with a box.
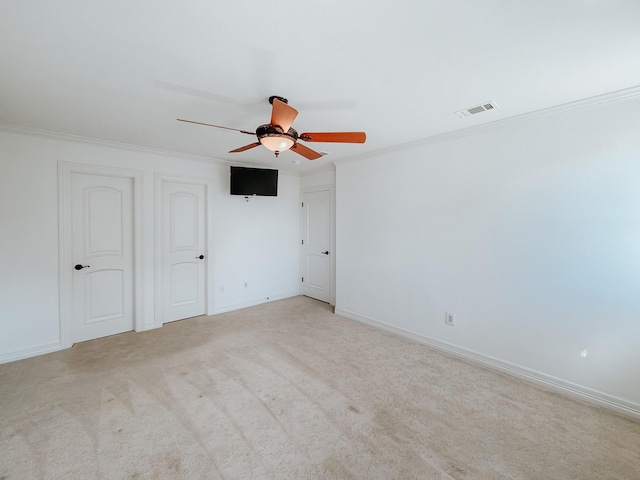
[302,190,331,302]
[71,173,134,342]
[161,181,206,323]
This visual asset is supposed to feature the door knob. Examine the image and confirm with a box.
[74,264,90,270]
[196,255,205,260]
[321,251,330,255]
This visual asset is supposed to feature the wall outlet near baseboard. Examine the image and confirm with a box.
[445,312,455,326]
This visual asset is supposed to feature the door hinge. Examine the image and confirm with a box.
[301,277,304,282]
[301,202,304,207]
[301,239,304,245]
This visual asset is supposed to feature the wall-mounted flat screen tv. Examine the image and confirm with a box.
[230,166,278,196]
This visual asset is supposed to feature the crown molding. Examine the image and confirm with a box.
[0,123,313,175]
[4,84,640,172]
[300,162,335,177]
[0,123,236,167]
[334,84,640,166]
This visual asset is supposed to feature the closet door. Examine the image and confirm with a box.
[71,173,134,342]
[160,181,206,323]
[302,189,331,303]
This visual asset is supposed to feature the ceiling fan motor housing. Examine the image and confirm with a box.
[256,124,298,146]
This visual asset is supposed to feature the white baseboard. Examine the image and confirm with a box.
[0,294,300,364]
[0,342,63,365]
[335,307,640,421]
[212,291,300,315]
[136,323,162,333]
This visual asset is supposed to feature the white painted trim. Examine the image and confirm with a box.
[0,343,63,365]
[334,83,640,165]
[301,185,336,305]
[2,124,232,167]
[335,307,640,421]
[211,292,300,315]
[0,125,306,174]
[154,174,215,327]
[58,162,146,348]
[5,84,640,174]
[299,164,335,176]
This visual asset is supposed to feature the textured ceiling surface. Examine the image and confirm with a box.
[2,1,640,172]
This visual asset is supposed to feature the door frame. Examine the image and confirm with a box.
[300,185,336,305]
[58,162,145,348]
[154,174,214,328]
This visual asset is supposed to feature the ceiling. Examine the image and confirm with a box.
[2,1,640,173]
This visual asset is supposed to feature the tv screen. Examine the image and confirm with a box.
[230,166,278,196]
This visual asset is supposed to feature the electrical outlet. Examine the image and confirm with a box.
[445,312,455,326]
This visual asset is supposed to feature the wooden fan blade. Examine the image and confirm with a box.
[299,132,366,143]
[177,118,255,135]
[229,142,261,153]
[270,99,298,132]
[291,142,322,160]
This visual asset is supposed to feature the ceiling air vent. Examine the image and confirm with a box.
[455,101,499,118]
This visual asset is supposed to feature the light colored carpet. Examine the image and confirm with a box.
[1,296,639,479]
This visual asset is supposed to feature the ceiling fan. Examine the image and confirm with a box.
[177,96,366,160]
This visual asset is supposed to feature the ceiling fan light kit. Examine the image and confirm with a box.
[178,96,366,161]
[256,124,298,156]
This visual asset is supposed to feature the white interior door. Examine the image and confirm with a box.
[71,173,134,342]
[302,190,331,302]
[160,181,206,323]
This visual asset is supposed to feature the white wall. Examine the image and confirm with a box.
[0,131,301,362]
[300,167,335,190]
[335,97,640,411]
